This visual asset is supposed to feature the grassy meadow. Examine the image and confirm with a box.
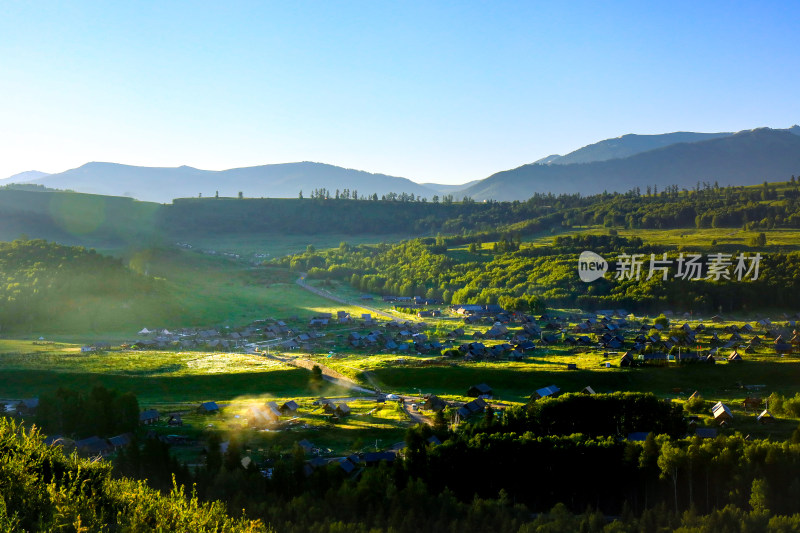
[0,342,322,403]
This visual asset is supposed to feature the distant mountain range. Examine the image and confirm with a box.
[461,127,800,200]
[5,125,799,202]
[7,162,439,203]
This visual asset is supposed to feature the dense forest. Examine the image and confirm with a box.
[161,178,800,237]
[0,239,163,331]
[278,234,800,313]
[30,392,800,532]
[36,385,139,438]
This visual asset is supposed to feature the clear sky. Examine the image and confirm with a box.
[1,1,798,184]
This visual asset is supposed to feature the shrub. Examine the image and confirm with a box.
[783,394,800,417]
[685,395,706,414]
[767,392,785,415]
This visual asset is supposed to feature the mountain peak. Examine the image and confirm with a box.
[2,170,51,182]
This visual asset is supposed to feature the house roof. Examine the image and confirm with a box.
[18,398,39,410]
[108,433,132,447]
[465,398,487,413]
[337,458,357,473]
[424,395,448,411]
[200,401,219,412]
[281,400,299,411]
[75,436,111,455]
[757,409,774,421]
[711,402,733,419]
[534,385,560,398]
[364,451,395,463]
[139,409,159,421]
[694,428,717,439]
[265,401,282,418]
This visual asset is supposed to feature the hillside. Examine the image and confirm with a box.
[461,128,800,200]
[24,161,438,203]
[0,239,177,333]
[0,188,162,245]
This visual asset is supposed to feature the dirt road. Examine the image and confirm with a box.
[295,275,414,322]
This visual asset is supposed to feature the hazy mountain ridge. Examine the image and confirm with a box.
[7,125,800,202]
[25,161,439,203]
[460,128,800,201]
[533,125,799,167]
[2,170,51,182]
[421,180,482,194]
[546,131,735,165]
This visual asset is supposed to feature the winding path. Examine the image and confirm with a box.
[295,274,414,322]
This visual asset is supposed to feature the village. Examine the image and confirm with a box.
[10,296,800,477]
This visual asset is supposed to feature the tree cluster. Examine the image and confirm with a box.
[36,385,139,438]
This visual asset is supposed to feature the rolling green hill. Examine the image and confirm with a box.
[0,188,162,245]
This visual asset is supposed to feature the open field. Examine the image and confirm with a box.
[0,342,353,403]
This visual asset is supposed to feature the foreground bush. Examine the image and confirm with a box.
[0,418,268,532]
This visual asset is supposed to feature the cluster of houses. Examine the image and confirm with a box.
[269,306,800,366]
[296,438,406,478]
[707,395,775,428]
[122,311,432,353]
[40,433,136,458]
[247,400,301,427]
[452,304,508,318]
[308,311,366,327]
[283,318,439,354]
[459,310,800,367]
[421,382,566,422]
[129,321,285,351]
[381,295,443,306]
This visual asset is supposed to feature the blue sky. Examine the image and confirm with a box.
[1,1,798,184]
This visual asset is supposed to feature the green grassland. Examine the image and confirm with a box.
[0,343,326,403]
[10,247,380,341]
